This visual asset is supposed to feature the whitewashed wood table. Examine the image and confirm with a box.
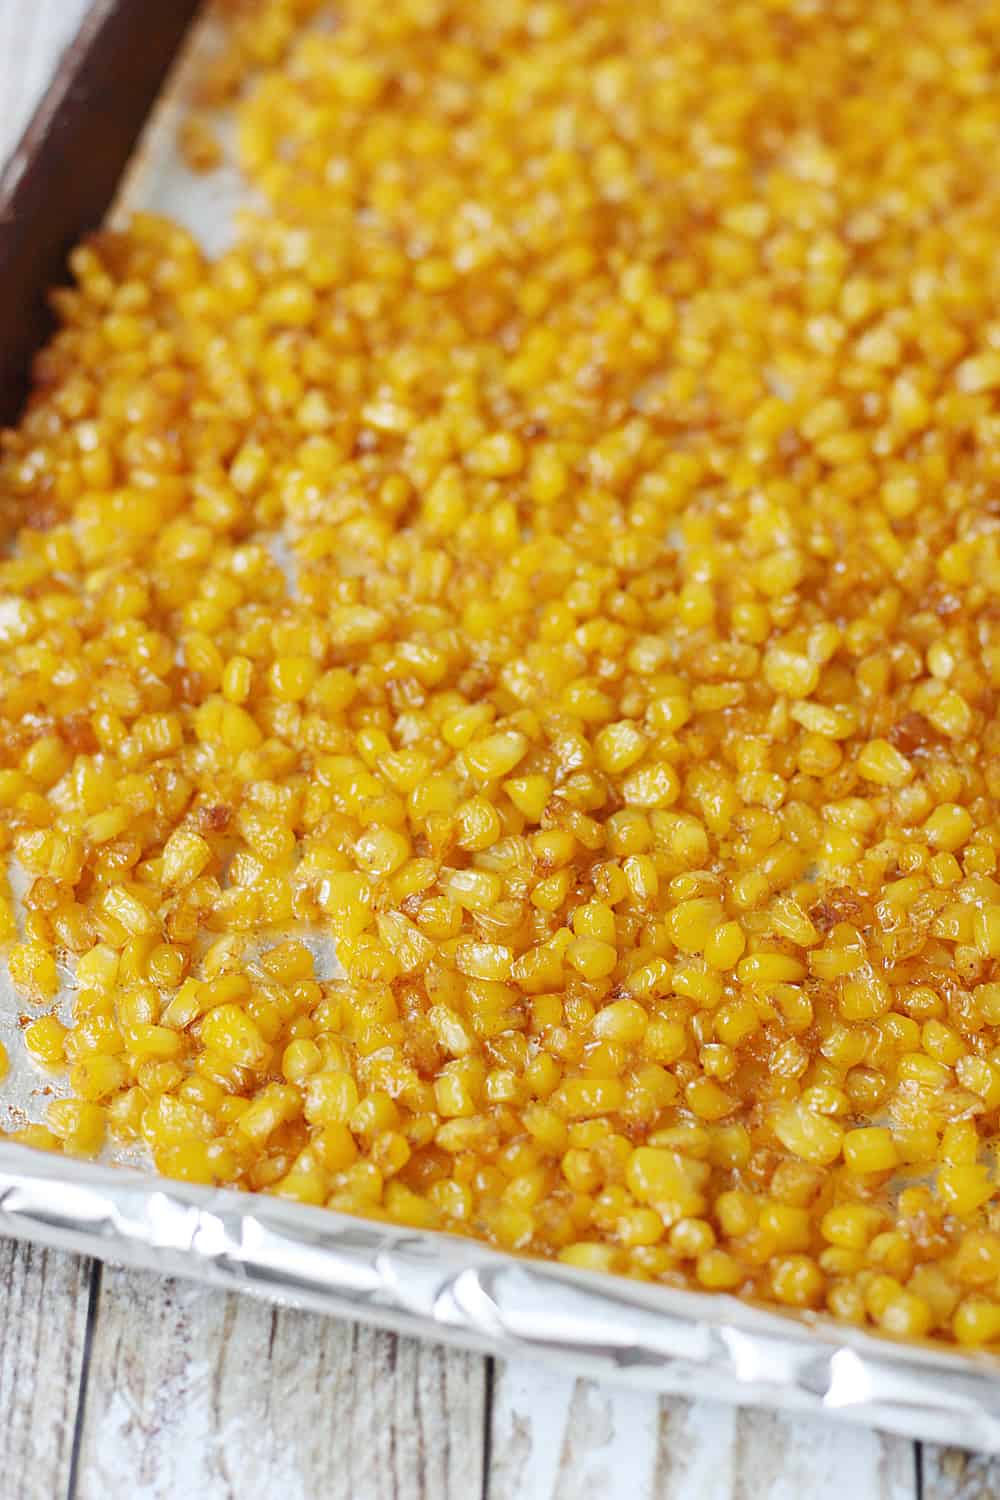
[0,5,994,1496]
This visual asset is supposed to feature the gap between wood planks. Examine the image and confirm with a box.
[6,1236,978,1500]
[66,1260,102,1500]
[481,1358,496,1500]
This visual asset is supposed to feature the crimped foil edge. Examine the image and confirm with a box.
[3,1142,1000,1449]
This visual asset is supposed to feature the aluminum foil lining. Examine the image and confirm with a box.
[3,1143,1000,1449]
[5,4,1000,1454]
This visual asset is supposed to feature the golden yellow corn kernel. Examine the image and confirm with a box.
[445,869,504,912]
[908,1266,959,1329]
[626,1149,706,1224]
[756,1201,810,1253]
[21,734,70,788]
[769,1255,824,1308]
[221,655,253,703]
[301,1071,358,1127]
[713,1189,757,1239]
[613,1207,663,1247]
[620,762,680,810]
[923,803,974,852]
[566,937,617,981]
[572,901,616,943]
[102,885,160,937]
[936,1122,977,1168]
[69,1054,128,1102]
[879,1292,933,1340]
[938,1164,995,1218]
[625,958,673,1000]
[592,998,647,1045]
[773,1103,843,1166]
[768,897,819,949]
[269,656,318,702]
[956,351,1000,393]
[643,1019,687,1064]
[953,1300,1000,1347]
[237,1084,302,1144]
[668,898,724,955]
[454,940,514,982]
[278,1038,320,1082]
[685,1077,736,1121]
[696,1249,743,1290]
[856,739,913,788]
[503,774,551,822]
[617,855,655,906]
[820,1204,886,1250]
[464,731,529,782]
[355,827,410,878]
[199,1005,268,1068]
[558,1243,623,1274]
[594,720,648,775]
[973,905,1000,960]
[763,646,820,699]
[671,962,723,1007]
[47,1099,106,1157]
[554,1078,625,1120]
[469,432,525,477]
[843,1127,899,1175]
[703,921,746,971]
[737,952,806,985]
[75,945,119,993]
[24,1014,69,1067]
[561,1147,599,1194]
[7,944,60,1001]
[455,797,503,851]
[661,1216,710,1259]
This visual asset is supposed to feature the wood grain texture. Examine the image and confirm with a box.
[73,1264,489,1500]
[922,1447,1000,1500]
[0,1240,94,1500]
[488,1361,919,1500]
[727,1407,917,1500]
[490,1362,663,1500]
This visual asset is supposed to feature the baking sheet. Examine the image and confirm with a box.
[3,0,1000,1450]
[6,1142,1000,1450]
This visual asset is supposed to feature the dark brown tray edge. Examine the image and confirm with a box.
[0,0,203,424]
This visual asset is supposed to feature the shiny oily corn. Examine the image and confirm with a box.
[5,0,1000,1350]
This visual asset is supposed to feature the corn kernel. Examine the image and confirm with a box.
[47,1099,106,1157]
[566,938,618,981]
[24,1014,69,1067]
[773,1103,843,1166]
[856,740,913,788]
[843,1127,898,1174]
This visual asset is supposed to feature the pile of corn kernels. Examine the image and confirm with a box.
[4,0,1000,1345]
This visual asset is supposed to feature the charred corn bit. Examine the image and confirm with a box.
[5,0,1000,1347]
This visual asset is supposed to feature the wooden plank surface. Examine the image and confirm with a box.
[0,1241,94,1500]
[922,1447,1000,1500]
[74,1265,488,1500]
[488,1361,918,1500]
